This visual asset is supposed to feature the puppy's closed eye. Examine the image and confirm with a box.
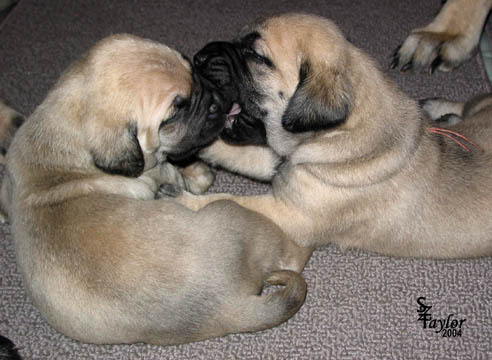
[243,48,274,68]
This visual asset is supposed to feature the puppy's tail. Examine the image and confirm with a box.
[229,270,307,334]
[0,99,25,163]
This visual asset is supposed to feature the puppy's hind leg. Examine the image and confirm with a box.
[419,97,464,125]
[421,93,492,126]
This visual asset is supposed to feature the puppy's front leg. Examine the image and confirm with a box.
[180,190,310,234]
[392,0,492,73]
[199,139,282,181]
[145,160,215,195]
[178,192,287,221]
[180,161,215,194]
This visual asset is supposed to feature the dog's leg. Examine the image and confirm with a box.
[145,160,215,196]
[391,0,492,73]
[419,97,465,125]
[179,161,215,194]
[199,139,282,181]
[176,191,316,247]
[23,175,158,207]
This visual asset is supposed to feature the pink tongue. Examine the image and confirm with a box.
[228,103,241,116]
[226,103,241,128]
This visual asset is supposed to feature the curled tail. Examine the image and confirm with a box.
[228,270,307,334]
[0,99,24,163]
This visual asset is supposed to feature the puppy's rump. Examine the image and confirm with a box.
[227,270,307,333]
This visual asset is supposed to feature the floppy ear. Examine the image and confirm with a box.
[91,123,145,178]
[281,61,352,133]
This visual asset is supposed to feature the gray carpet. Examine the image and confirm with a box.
[1,1,491,359]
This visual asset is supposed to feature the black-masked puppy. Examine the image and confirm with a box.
[0,34,311,345]
[180,13,492,259]
[391,0,492,73]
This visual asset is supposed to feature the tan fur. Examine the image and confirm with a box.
[183,13,492,259]
[0,34,311,345]
[394,0,492,72]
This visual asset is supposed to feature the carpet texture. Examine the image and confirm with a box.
[0,1,491,359]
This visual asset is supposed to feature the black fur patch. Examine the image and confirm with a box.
[11,115,25,129]
[193,39,268,146]
[0,335,22,359]
[93,123,144,178]
[281,62,349,133]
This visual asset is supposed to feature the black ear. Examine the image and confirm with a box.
[92,123,144,177]
[282,61,352,133]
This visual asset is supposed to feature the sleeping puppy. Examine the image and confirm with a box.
[179,13,492,259]
[391,0,492,73]
[0,34,311,345]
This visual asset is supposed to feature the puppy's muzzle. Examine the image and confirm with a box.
[166,80,228,162]
[194,42,267,146]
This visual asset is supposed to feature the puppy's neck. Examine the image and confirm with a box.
[290,50,425,187]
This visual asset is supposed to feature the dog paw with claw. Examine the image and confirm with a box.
[391,0,492,74]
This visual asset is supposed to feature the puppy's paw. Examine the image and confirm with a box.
[419,97,464,121]
[391,32,477,74]
[155,183,183,199]
[115,176,157,200]
[181,161,215,194]
[390,0,489,74]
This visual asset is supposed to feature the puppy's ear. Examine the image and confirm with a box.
[91,123,145,178]
[282,61,352,133]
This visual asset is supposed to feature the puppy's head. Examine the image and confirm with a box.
[194,13,353,156]
[78,34,226,177]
